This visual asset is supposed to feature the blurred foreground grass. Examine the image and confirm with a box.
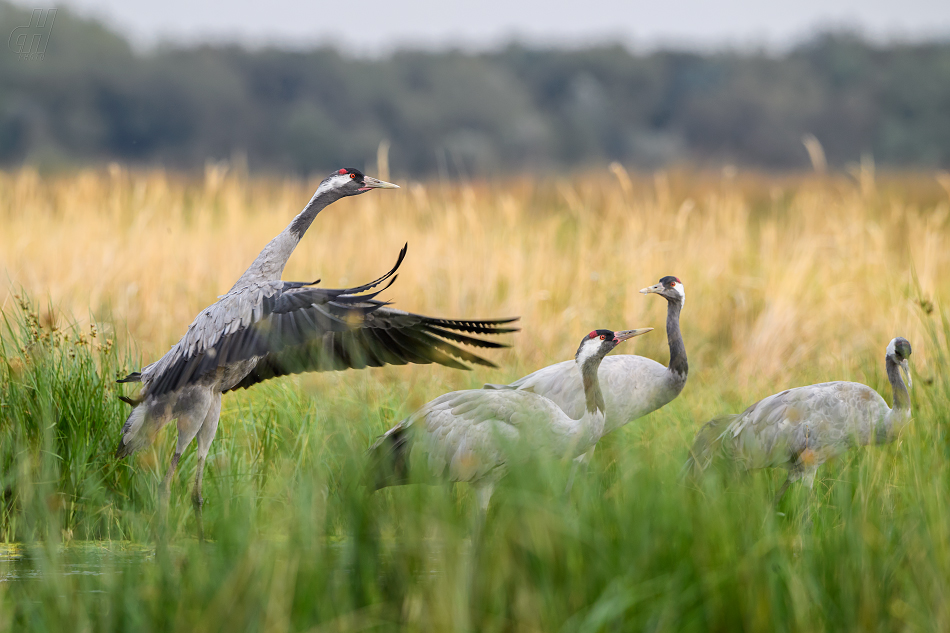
[1,166,949,631]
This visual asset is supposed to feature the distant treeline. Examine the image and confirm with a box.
[2,2,950,176]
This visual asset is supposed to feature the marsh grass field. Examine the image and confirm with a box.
[1,165,950,631]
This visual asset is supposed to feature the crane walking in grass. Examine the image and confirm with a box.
[485,275,687,485]
[686,337,913,504]
[369,327,653,512]
[116,168,517,538]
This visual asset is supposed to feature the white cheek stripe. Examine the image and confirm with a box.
[886,338,898,357]
[674,283,685,302]
[314,174,349,198]
[575,339,599,366]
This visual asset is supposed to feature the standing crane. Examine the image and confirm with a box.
[485,275,687,480]
[369,327,652,512]
[116,168,518,537]
[686,337,913,504]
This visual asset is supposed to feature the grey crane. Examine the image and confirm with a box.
[116,168,518,536]
[686,337,913,504]
[484,275,687,479]
[369,327,652,512]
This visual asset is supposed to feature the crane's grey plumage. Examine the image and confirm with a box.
[686,337,913,503]
[484,275,687,477]
[369,328,652,511]
[116,168,517,537]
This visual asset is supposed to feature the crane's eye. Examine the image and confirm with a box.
[670,281,676,287]
[349,173,357,179]
[599,335,606,340]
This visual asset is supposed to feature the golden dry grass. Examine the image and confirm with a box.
[3,165,950,632]
[1,164,947,400]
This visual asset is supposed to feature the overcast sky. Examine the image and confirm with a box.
[31,0,950,53]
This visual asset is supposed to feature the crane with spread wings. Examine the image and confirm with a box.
[116,168,517,537]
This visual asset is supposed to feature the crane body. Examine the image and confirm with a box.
[495,353,682,437]
[370,328,652,511]
[687,337,913,502]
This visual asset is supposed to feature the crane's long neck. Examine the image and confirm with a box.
[666,300,687,377]
[562,356,607,451]
[886,357,910,412]
[229,184,344,291]
[880,356,911,441]
[581,359,607,416]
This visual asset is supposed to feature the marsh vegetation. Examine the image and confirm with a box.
[1,166,949,631]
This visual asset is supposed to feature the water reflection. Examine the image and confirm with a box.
[0,542,154,583]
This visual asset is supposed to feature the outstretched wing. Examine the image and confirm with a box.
[141,246,408,397]
[137,245,518,396]
[227,309,519,391]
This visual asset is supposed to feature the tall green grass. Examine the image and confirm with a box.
[0,295,140,542]
[1,291,949,632]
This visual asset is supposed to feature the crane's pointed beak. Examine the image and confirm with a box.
[901,359,912,390]
[614,328,653,343]
[640,283,663,294]
[359,176,400,191]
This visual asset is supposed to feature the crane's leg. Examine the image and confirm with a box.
[773,474,792,508]
[191,393,222,542]
[159,453,182,507]
[474,481,494,521]
[800,467,819,528]
[801,468,818,491]
[467,480,495,619]
[565,446,596,494]
[161,420,203,501]
[157,390,213,536]
[468,480,495,546]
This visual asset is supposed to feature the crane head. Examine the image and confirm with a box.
[886,337,913,387]
[886,337,912,361]
[322,168,399,197]
[640,276,685,304]
[575,328,652,367]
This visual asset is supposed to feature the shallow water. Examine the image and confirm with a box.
[0,541,155,583]
[0,536,461,588]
